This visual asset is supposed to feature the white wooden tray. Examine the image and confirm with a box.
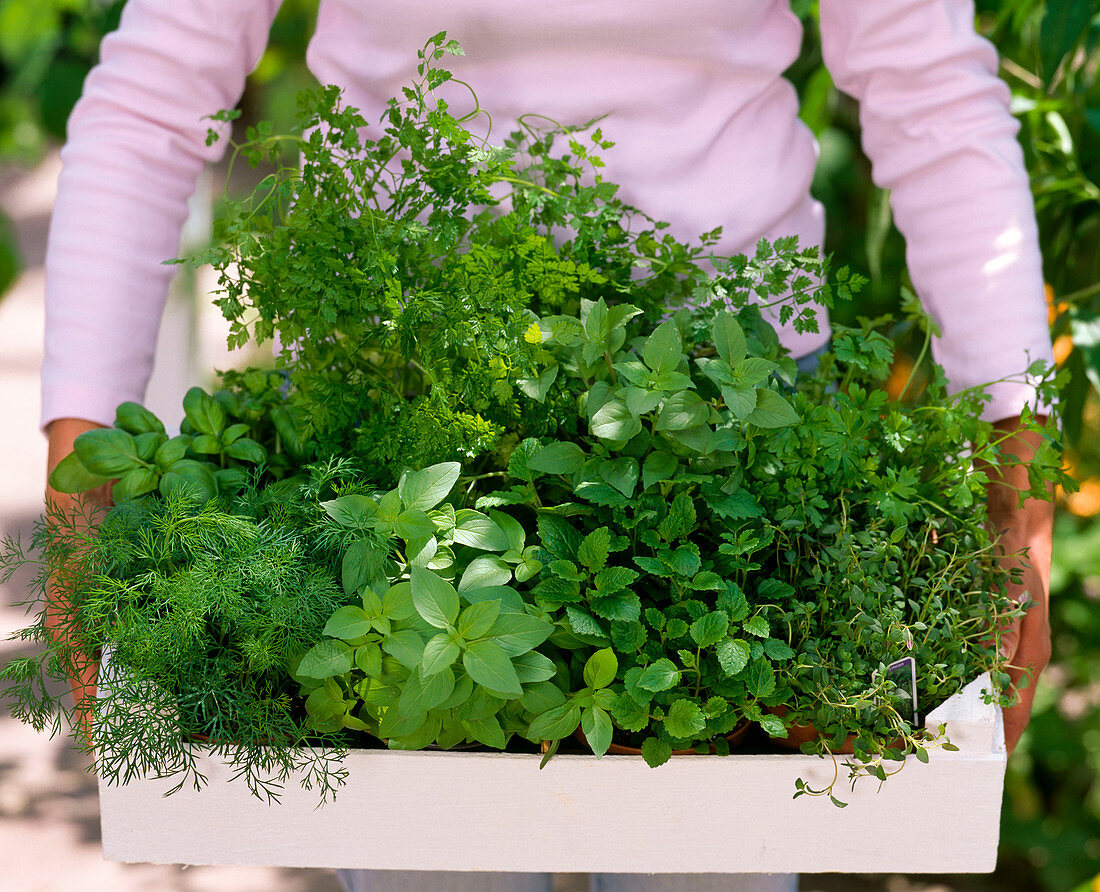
[99,674,1005,873]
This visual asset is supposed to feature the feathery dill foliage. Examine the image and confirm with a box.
[1,480,351,802]
[195,34,779,484]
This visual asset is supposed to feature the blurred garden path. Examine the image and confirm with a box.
[0,154,1014,892]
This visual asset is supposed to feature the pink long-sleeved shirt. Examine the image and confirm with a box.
[41,0,1053,429]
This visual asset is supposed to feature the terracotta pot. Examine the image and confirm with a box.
[767,707,904,754]
[574,719,752,756]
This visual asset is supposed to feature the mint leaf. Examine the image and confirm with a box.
[716,638,750,677]
[637,658,680,692]
[664,699,706,739]
[641,737,673,768]
[690,611,729,648]
[577,527,612,572]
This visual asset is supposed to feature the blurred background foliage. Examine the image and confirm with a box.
[0,0,1098,887]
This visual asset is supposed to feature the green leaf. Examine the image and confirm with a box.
[667,546,701,577]
[158,460,218,502]
[599,457,639,497]
[324,605,373,640]
[690,612,730,648]
[581,706,614,756]
[298,640,354,678]
[182,386,225,436]
[421,634,462,676]
[591,399,642,441]
[410,565,460,629]
[221,422,249,445]
[111,467,159,502]
[577,527,612,572]
[721,384,757,419]
[610,692,650,733]
[342,537,388,597]
[47,451,112,493]
[625,386,664,416]
[154,435,190,469]
[641,452,678,490]
[114,402,165,435]
[73,428,141,476]
[643,320,682,375]
[665,699,706,739]
[763,639,795,661]
[398,462,461,511]
[190,433,221,455]
[528,441,587,475]
[489,612,553,656]
[453,509,509,551]
[758,714,786,738]
[610,620,647,653]
[464,715,507,749]
[517,364,559,403]
[271,405,309,460]
[305,685,345,723]
[512,651,558,684]
[713,312,747,363]
[528,703,582,741]
[355,643,383,677]
[395,508,436,542]
[565,606,607,639]
[746,660,776,698]
[517,681,563,717]
[745,389,799,429]
[457,600,501,640]
[595,566,640,594]
[641,737,673,768]
[459,555,512,592]
[590,592,641,623]
[637,658,680,692]
[402,666,455,714]
[321,494,379,530]
[488,510,526,553]
[744,615,770,638]
[583,648,618,689]
[537,514,582,561]
[382,629,426,669]
[133,432,168,465]
[463,640,522,697]
[225,437,266,463]
[716,638,750,677]
[1041,0,1094,83]
[382,582,417,621]
[461,584,526,613]
[654,391,709,431]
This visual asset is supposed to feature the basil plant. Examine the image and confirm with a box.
[295,462,567,751]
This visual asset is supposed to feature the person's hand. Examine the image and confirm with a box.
[986,417,1054,756]
[45,417,110,733]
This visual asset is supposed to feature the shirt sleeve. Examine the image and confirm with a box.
[41,0,283,430]
[818,0,1053,421]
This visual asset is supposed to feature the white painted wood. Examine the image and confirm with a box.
[98,674,1005,873]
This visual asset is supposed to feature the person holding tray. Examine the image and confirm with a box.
[41,1,1053,889]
